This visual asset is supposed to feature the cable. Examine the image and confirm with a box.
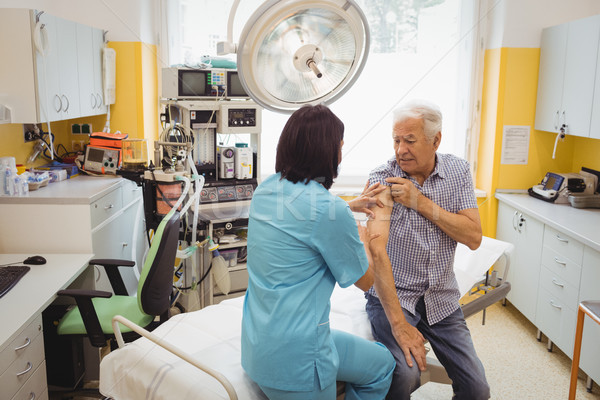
[552,125,566,160]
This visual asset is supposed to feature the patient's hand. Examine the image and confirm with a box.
[392,321,427,371]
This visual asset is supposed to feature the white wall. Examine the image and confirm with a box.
[0,0,158,43]
[485,0,600,49]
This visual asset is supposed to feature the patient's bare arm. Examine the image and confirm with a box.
[368,186,427,371]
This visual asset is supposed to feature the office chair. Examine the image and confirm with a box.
[55,209,181,348]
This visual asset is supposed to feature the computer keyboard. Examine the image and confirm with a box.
[0,266,30,298]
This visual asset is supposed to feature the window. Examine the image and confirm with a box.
[164,0,480,190]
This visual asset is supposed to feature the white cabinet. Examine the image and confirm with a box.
[535,226,583,357]
[590,40,600,139]
[496,202,544,324]
[0,315,47,400]
[579,247,600,384]
[495,193,600,386]
[77,25,107,117]
[34,11,81,121]
[535,15,600,137]
[0,9,106,123]
[91,183,145,295]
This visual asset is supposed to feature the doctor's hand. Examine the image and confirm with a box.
[385,177,423,210]
[348,181,385,218]
[392,320,427,371]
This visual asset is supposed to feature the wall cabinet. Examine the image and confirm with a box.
[77,25,107,117]
[0,9,106,123]
[496,202,544,323]
[535,15,600,137]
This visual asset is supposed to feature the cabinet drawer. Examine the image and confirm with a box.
[539,265,579,311]
[536,287,577,357]
[541,245,582,287]
[542,226,583,265]
[121,181,142,207]
[0,314,43,373]
[90,188,123,228]
[12,360,47,400]
[0,332,45,400]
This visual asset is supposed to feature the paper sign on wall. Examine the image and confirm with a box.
[501,125,530,165]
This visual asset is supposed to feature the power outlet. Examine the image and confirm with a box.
[23,123,43,142]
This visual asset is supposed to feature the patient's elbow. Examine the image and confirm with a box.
[354,267,374,292]
[467,231,483,250]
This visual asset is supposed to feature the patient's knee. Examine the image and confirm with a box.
[387,360,421,399]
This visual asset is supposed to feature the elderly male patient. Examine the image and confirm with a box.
[365,99,489,400]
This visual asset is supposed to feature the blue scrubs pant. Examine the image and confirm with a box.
[366,295,490,400]
[259,330,395,400]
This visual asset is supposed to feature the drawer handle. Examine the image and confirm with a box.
[29,392,35,400]
[552,279,565,288]
[14,337,31,351]
[550,300,562,310]
[556,234,569,243]
[554,257,567,266]
[105,204,114,210]
[16,362,32,377]
[122,242,128,248]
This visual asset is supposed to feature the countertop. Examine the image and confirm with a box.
[495,192,600,252]
[0,175,127,205]
[0,253,93,353]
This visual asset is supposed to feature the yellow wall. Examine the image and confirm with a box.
[0,41,158,168]
[478,47,600,237]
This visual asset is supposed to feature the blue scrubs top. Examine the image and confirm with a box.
[241,173,368,391]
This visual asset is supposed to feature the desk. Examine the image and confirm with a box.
[0,253,93,400]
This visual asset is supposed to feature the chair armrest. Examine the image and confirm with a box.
[57,289,112,348]
[89,259,136,296]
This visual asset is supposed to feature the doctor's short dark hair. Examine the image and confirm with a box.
[275,104,344,190]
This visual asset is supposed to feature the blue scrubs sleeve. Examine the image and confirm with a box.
[311,197,368,288]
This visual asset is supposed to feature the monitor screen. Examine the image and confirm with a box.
[87,147,104,163]
[227,71,249,97]
[179,70,208,97]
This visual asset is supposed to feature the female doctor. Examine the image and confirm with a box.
[241,104,395,399]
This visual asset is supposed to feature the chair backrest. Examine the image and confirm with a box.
[137,209,180,317]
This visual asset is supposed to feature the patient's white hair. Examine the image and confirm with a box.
[392,99,442,142]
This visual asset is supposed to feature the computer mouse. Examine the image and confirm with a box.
[23,255,47,265]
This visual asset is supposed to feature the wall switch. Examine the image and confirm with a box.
[23,123,43,142]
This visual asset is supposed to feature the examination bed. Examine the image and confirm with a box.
[99,237,513,400]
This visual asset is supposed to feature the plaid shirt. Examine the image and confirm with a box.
[367,153,478,325]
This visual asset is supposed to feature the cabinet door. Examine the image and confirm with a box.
[35,12,62,122]
[496,202,544,323]
[590,35,600,139]
[77,24,97,117]
[561,15,600,137]
[579,247,600,384]
[92,28,107,114]
[56,18,80,119]
[535,23,567,134]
